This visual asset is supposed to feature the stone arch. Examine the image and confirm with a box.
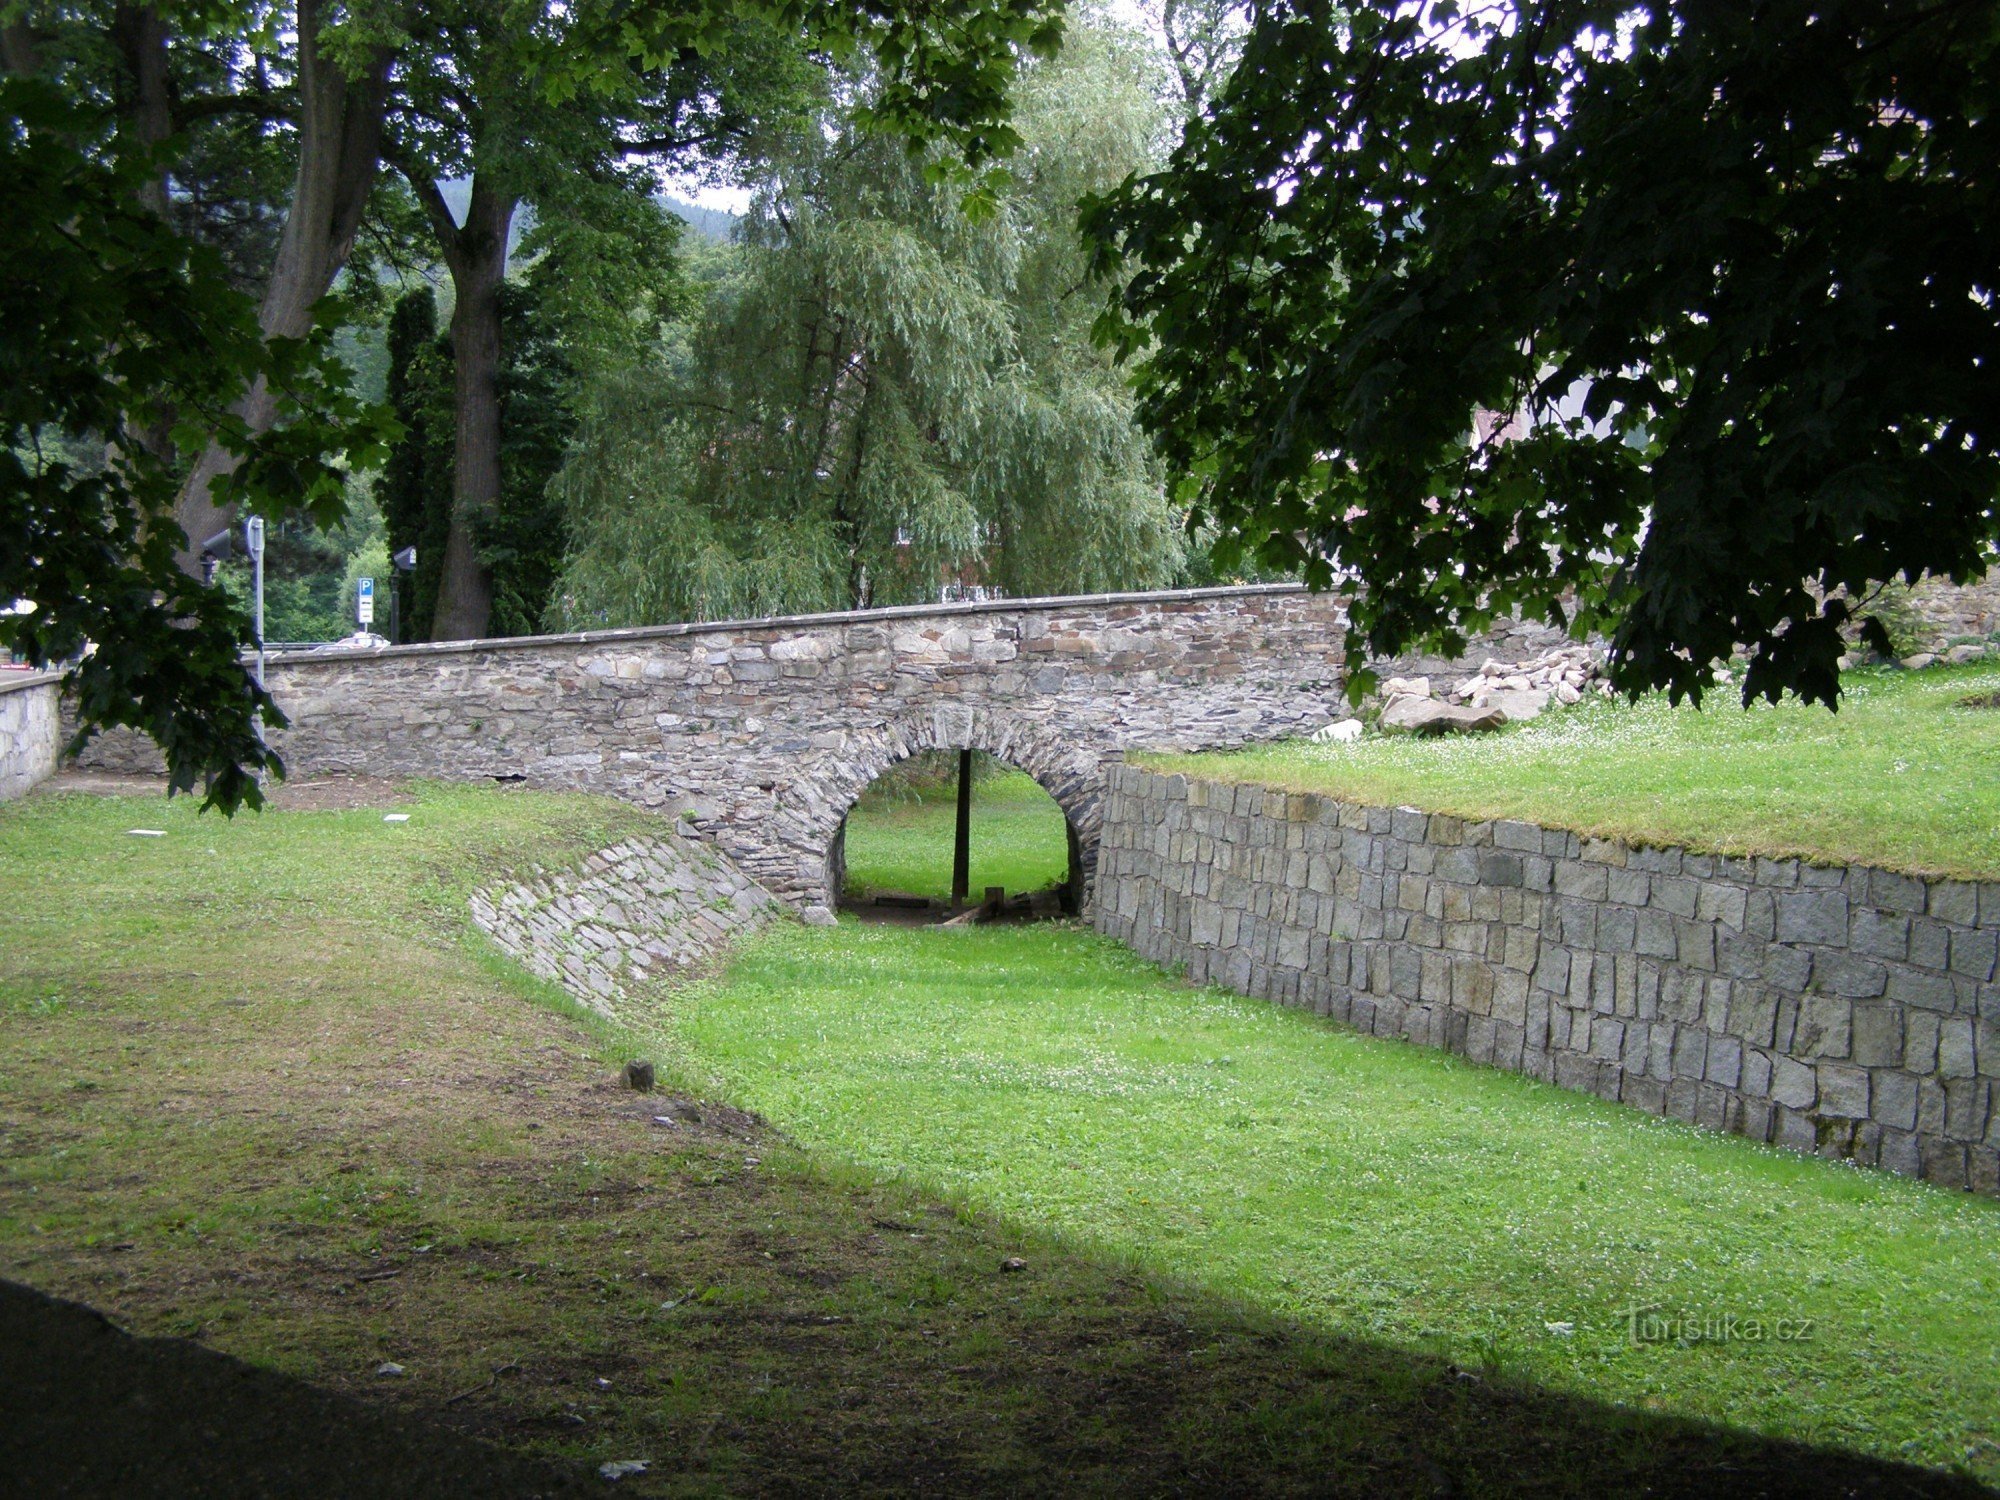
[767,704,1109,917]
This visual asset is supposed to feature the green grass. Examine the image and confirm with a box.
[841,767,1070,900]
[5,782,1995,1493]
[1144,662,2000,880]
[674,918,2000,1482]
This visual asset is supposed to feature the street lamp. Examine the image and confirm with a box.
[203,518,267,746]
[390,546,417,645]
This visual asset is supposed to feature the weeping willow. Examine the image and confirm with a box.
[549,15,1187,629]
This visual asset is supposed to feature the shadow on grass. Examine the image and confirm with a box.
[0,1279,586,1498]
[3,1259,1987,1499]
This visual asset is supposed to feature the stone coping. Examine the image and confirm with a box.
[0,670,62,697]
[260,583,1316,670]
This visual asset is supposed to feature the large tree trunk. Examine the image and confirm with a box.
[425,178,516,642]
[108,6,172,217]
[173,0,391,568]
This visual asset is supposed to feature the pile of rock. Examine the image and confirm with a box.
[1377,643,1603,735]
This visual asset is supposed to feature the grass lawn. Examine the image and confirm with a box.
[1144,662,2000,880]
[2,781,1993,1494]
[841,767,1070,900]
[676,919,2000,1485]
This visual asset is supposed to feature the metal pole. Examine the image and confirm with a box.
[246,517,265,691]
[245,517,266,765]
[951,748,973,907]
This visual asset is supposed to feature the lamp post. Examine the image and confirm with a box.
[202,517,267,759]
[390,546,417,645]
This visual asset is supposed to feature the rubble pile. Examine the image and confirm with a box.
[1375,643,1604,735]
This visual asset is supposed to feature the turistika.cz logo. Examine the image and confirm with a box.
[1618,1306,1816,1346]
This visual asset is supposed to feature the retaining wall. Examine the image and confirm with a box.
[471,833,782,1016]
[0,673,62,802]
[1094,765,2000,1195]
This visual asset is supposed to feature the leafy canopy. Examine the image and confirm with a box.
[0,76,390,810]
[1085,0,2000,706]
[553,16,1188,628]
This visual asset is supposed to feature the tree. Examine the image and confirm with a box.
[379,273,593,641]
[385,0,791,639]
[552,15,1187,628]
[3,0,1062,802]
[377,285,453,637]
[0,75,388,811]
[1084,0,2000,707]
[148,0,1064,583]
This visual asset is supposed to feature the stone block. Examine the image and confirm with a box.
[1908,918,1950,971]
[1866,869,1928,915]
[1665,1077,1702,1123]
[1817,1064,1871,1119]
[1620,1074,1668,1114]
[1692,1035,1736,1090]
[1556,899,1598,947]
[1554,861,1609,901]
[1930,881,1979,926]
[1951,927,1999,982]
[1872,1071,1919,1132]
[1554,1052,1604,1096]
[1776,889,1849,945]
[1675,919,1716,970]
[1533,946,1571,996]
[1771,1056,1817,1110]
[1671,1027,1709,1081]
[1945,1079,1992,1143]
[1814,953,1887,999]
[1596,906,1638,952]
[1757,857,1802,889]
[1763,945,1813,993]
[1651,877,1700,919]
[1696,884,1749,930]
[1606,867,1650,906]
[1634,908,1678,959]
[1887,964,1958,1012]
[1851,1005,1904,1068]
[1920,1138,1970,1190]
[1938,1017,1977,1079]
[1849,907,1910,960]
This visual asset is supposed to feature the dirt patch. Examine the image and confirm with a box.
[1958,691,2000,709]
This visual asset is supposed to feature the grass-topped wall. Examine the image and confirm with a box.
[1095,765,1999,1196]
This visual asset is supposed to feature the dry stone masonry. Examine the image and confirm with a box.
[1095,766,2000,1196]
[0,673,61,802]
[471,833,782,1016]
[79,586,1382,910]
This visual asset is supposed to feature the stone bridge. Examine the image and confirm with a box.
[82,585,1379,912]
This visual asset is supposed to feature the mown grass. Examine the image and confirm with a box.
[1144,663,2000,879]
[2,783,1992,1494]
[675,919,2000,1484]
[842,767,1070,900]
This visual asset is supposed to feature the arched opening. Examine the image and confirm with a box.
[830,749,1083,923]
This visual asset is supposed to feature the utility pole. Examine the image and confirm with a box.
[951,748,974,907]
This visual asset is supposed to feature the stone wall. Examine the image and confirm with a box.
[74,585,1576,912]
[1094,766,1999,1195]
[0,673,62,802]
[471,833,782,1016]
[1906,573,2000,654]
